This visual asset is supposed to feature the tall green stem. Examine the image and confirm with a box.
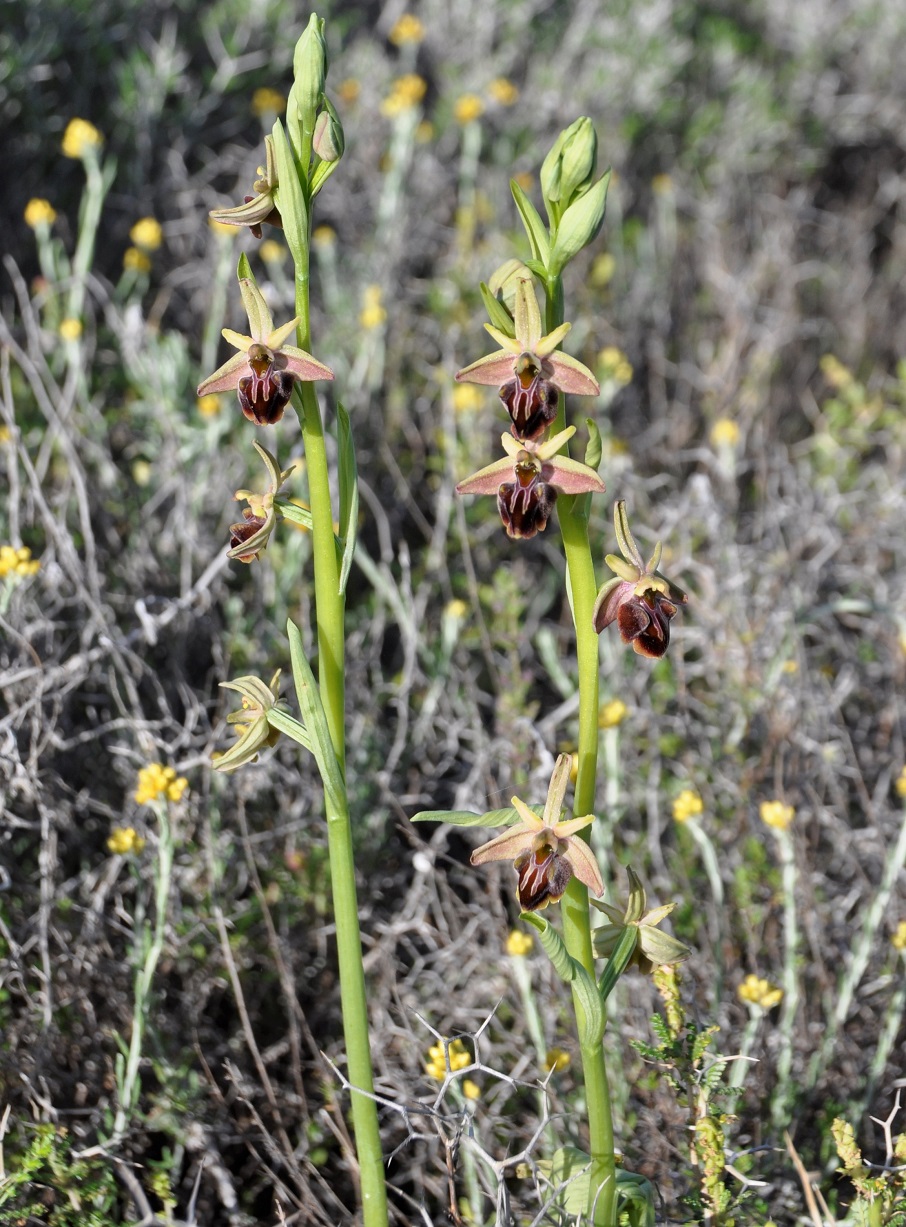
[547,276,617,1226]
[292,212,388,1226]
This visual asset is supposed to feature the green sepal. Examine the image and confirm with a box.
[274,497,314,532]
[265,706,313,753]
[410,804,543,827]
[521,912,606,1048]
[510,179,551,267]
[336,401,358,596]
[237,251,255,284]
[597,922,639,1003]
[548,170,610,277]
[584,417,603,470]
[479,281,516,337]
[286,618,346,814]
[524,258,549,282]
[271,118,309,272]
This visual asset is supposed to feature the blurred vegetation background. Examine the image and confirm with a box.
[2,0,906,1222]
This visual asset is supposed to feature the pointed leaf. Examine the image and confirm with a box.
[275,497,314,531]
[510,180,551,267]
[271,118,309,272]
[286,618,346,814]
[265,706,313,752]
[597,922,639,1003]
[522,913,606,1047]
[549,1147,593,1213]
[336,402,358,595]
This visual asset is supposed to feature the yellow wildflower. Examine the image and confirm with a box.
[425,1037,470,1080]
[454,94,484,125]
[62,118,103,159]
[598,698,628,729]
[444,598,468,620]
[132,459,152,487]
[760,800,795,830]
[710,418,740,447]
[251,88,286,117]
[24,198,57,229]
[259,240,285,264]
[462,1079,480,1100]
[359,285,387,330]
[388,14,425,45]
[0,426,11,445]
[123,247,152,273]
[651,173,674,196]
[312,225,336,248]
[337,78,361,105]
[598,346,633,386]
[737,974,783,1010]
[895,766,906,799]
[781,659,798,674]
[208,217,235,238]
[381,74,427,117]
[591,252,615,287]
[197,394,221,417]
[544,1048,571,1072]
[673,789,704,823]
[819,354,853,390]
[129,217,163,251]
[506,929,534,957]
[135,763,189,806]
[0,546,41,579]
[59,318,83,341]
[891,921,906,951]
[452,383,483,413]
[487,78,519,106]
[107,827,146,856]
[415,119,435,142]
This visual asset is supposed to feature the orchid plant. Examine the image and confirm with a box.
[202,18,689,1227]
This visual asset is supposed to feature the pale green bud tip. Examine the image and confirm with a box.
[291,14,328,135]
[541,117,597,210]
[313,103,344,163]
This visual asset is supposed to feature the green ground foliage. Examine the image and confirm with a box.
[2,0,906,1222]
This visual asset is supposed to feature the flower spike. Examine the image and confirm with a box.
[470,754,604,911]
[197,277,333,424]
[592,501,687,658]
[456,426,605,540]
[455,277,599,441]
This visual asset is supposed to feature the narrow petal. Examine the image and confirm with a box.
[534,321,571,356]
[455,350,519,386]
[545,350,600,396]
[266,317,303,350]
[564,839,604,896]
[197,351,249,396]
[511,796,545,830]
[553,812,595,839]
[278,344,335,381]
[470,826,535,865]
[456,456,517,496]
[484,324,524,354]
[544,455,606,495]
[221,328,254,352]
[239,278,274,342]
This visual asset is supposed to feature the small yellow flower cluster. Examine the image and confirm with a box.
[259,239,285,264]
[359,285,387,330]
[337,78,361,105]
[454,94,484,125]
[598,698,628,729]
[672,789,703,824]
[381,74,427,117]
[123,248,152,273]
[251,88,286,117]
[506,929,534,957]
[710,418,740,447]
[544,1048,571,1072]
[819,353,853,390]
[487,78,519,106]
[461,1079,480,1099]
[388,14,425,45]
[891,920,906,951]
[0,545,41,579]
[425,1037,470,1080]
[197,394,221,418]
[760,800,794,830]
[24,198,57,229]
[737,974,782,1010]
[895,765,906,799]
[59,318,83,341]
[62,118,103,160]
[107,826,146,855]
[130,217,163,251]
[135,763,188,806]
[598,346,633,386]
[452,383,482,413]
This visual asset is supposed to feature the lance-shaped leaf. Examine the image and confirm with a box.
[284,618,346,815]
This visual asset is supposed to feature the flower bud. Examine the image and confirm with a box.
[289,14,328,154]
[312,99,344,163]
[541,118,597,223]
[548,171,610,277]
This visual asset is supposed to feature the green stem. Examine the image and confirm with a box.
[546,275,617,1226]
[292,214,388,1225]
